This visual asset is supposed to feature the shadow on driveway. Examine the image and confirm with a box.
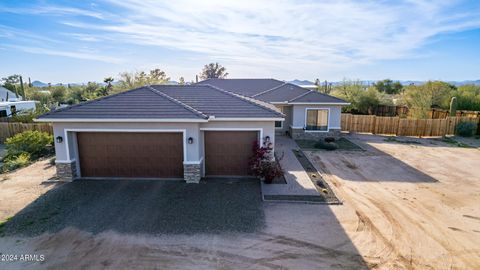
[1,178,264,236]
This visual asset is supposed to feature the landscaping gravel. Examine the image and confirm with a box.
[1,178,264,237]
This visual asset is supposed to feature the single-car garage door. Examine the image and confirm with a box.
[77,132,183,178]
[204,131,258,176]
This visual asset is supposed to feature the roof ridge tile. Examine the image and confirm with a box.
[251,82,287,97]
[288,87,313,102]
[203,84,284,117]
[147,85,208,119]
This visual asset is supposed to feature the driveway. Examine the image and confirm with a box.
[2,178,264,236]
[0,160,368,270]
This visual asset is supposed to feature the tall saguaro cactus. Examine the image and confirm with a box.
[449,97,457,117]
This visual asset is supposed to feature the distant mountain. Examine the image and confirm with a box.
[289,79,480,87]
[29,79,480,88]
[31,80,48,87]
[30,80,178,87]
[288,79,315,85]
[449,80,480,86]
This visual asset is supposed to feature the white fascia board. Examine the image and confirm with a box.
[288,102,350,105]
[209,117,285,121]
[269,102,289,104]
[34,118,209,123]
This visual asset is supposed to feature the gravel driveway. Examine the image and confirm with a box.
[2,178,264,236]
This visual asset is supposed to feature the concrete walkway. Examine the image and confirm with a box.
[261,136,320,196]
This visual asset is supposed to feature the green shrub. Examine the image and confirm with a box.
[314,141,339,151]
[324,137,335,143]
[456,121,476,137]
[2,153,31,172]
[4,131,54,160]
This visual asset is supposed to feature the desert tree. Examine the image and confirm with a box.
[199,62,228,80]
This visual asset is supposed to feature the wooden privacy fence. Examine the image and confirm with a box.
[0,122,53,143]
[428,108,480,119]
[341,114,479,137]
[369,105,480,119]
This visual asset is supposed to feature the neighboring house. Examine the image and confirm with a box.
[36,85,283,182]
[0,86,22,102]
[198,79,349,139]
[0,86,37,117]
[0,101,37,118]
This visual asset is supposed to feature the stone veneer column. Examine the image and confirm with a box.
[184,164,201,183]
[56,161,77,181]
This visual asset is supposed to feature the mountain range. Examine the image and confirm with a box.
[30,79,480,88]
[288,79,480,87]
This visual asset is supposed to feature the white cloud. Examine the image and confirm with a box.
[56,0,480,78]
[2,0,480,80]
[0,5,104,19]
[4,45,122,64]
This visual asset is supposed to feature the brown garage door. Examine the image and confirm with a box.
[205,131,258,176]
[77,132,183,178]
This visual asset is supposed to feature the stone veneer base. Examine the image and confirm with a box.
[184,164,201,183]
[56,161,77,181]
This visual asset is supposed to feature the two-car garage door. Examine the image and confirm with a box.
[76,131,259,179]
[77,132,183,178]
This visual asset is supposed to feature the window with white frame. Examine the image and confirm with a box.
[305,109,329,131]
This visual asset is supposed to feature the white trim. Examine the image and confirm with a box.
[329,126,341,129]
[183,157,204,165]
[209,117,284,121]
[290,125,303,129]
[289,102,350,105]
[63,128,188,163]
[270,102,350,105]
[304,107,331,133]
[55,159,75,164]
[37,117,284,123]
[35,118,208,123]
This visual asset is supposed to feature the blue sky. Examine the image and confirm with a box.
[1,0,479,83]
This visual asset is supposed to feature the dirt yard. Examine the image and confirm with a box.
[306,134,480,269]
[0,135,479,269]
[0,159,60,221]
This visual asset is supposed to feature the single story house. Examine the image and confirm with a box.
[197,79,349,139]
[36,80,348,183]
[36,85,283,183]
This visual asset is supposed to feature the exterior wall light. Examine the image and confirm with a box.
[56,136,63,143]
[187,137,194,144]
[265,136,270,143]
